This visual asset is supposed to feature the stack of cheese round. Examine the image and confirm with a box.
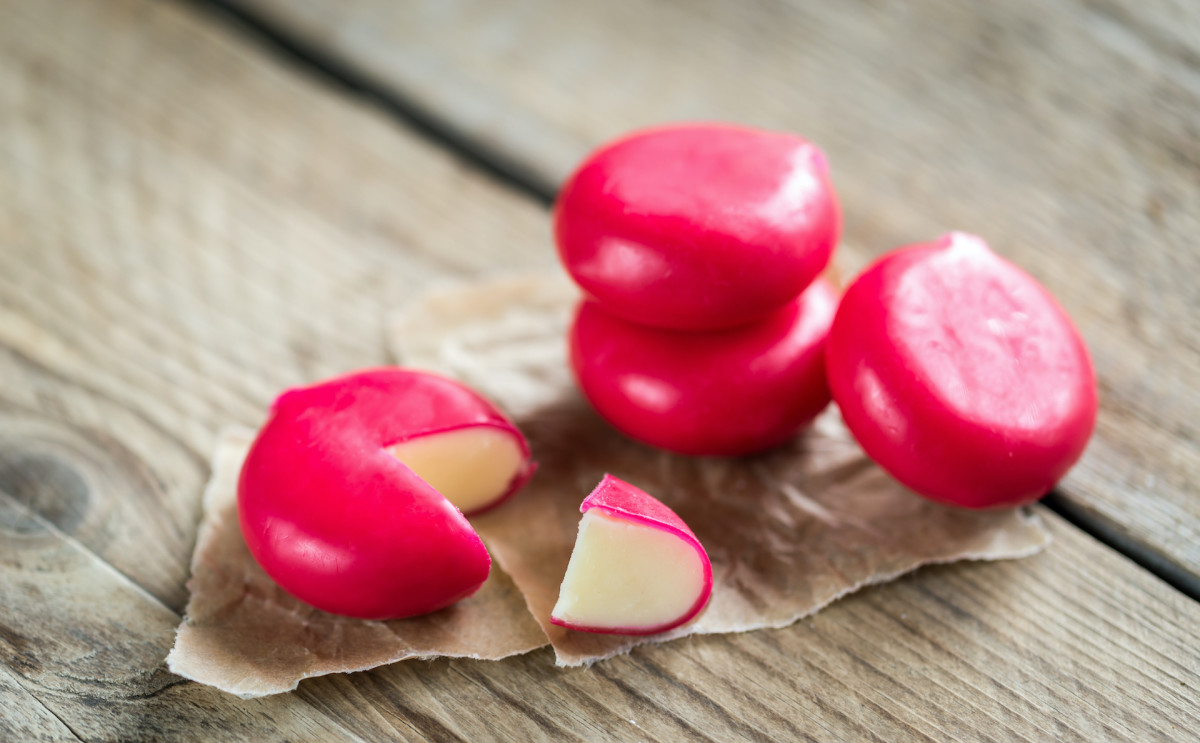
[555,123,841,456]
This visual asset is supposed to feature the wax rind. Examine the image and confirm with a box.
[238,367,533,619]
[826,233,1098,509]
[550,475,713,635]
[570,278,839,456]
[555,123,840,331]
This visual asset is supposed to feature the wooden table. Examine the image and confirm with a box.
[2,0,1198,739]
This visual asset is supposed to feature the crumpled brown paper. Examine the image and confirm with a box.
[166,428,549,698]
[169,272,1051,694]
[389,274,1051,666]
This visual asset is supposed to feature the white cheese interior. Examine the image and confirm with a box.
[552,510,705,630]
[388,427,524,513]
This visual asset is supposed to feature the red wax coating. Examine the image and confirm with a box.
[238,367,533,619]
[549,474,713,635]
[826,233,1098,509]
[570,277,839,456]
[555,123,840,330]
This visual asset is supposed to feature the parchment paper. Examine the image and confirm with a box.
[389,274,1051,666]
[166,429,549,698]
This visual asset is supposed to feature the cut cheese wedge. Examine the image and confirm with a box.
[550,475,712,635]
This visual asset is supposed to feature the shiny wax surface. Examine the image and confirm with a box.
[238,367,533,619]
[570,278,838,456]
[555,123,840,330]
[826,233,1098,509]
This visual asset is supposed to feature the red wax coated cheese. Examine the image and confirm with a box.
[549,474,713,636]
[570,277,839,456]
[555,123,840,330]
[238,368,533,619]
[826,233,1098,509]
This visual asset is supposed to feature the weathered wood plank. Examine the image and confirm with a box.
[0,489,363,741]
[2,0,1200,739]
[0,0,551,612]
[290,512,1200,741]
[0,0,547,738]
[8,472,1200,740]
[233,0,1200,587]
[0,663,81,743]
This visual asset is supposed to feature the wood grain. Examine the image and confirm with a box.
[0,490,366,741]
[290,513,1200,741]
[233,0,1200,588]
[0,663,81,743]
[0,0,551,611]
[1,0,1199,739]
[0,0,544,737]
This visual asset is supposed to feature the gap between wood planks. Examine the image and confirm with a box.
[175,0,555,206]
[175,0,1200,606]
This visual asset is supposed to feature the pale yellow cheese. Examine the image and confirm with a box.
[389,427,524,513]
[552,511,705,629]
